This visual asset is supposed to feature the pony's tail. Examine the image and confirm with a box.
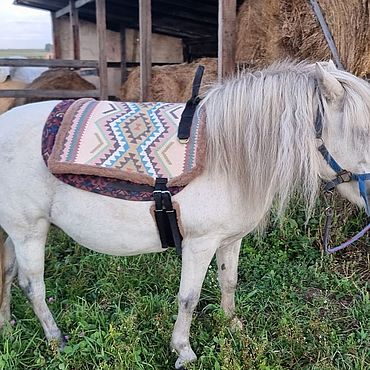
[0,229,5,308]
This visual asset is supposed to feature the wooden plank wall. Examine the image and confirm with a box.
[96,0,108,100]
[139,0,152,102]
[120,25,128,84]
[218,0,237,80]
[70,0,81,60]
[51,12,62,59]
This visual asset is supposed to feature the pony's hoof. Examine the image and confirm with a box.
[48,333,66,352]
[175,348,197,369]
[231,316,243,331]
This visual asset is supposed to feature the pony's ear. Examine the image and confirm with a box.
[315,62,344,102]
[327,60,337,71]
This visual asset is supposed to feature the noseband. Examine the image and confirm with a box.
[315,90,370,253]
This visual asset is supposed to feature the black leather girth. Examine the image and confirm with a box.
[153,178,182,255]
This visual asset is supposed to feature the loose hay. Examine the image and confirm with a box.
[236,0,370,76]
[120,58,217,102]
[13,69,96,107]
[122,1,369,103]
[0,80,26,114]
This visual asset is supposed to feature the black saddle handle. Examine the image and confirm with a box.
[177,65,205,142]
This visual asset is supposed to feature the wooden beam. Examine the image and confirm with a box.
[120,25,128,84]
[70,0,81,60]
[218,0,237,81]
[96,0,108,100]
[139,0,152,102]
[0,59,98,68]
[56,0,94,18]
[51,12,62,59]
[76,0,95,8]
[0,58,177,70]
[0,89,99,98]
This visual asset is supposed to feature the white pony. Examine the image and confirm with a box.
[0,61,369,369]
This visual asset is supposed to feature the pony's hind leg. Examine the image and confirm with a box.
[216,239,243,329]
[11,219,63,344]
[216,239,242,317]
[0,236,18,327]
[171,237,219,369]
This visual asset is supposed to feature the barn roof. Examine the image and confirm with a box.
[14,0,244,57]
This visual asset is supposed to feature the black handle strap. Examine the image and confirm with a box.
[177,65,205,142]
[191,65,205,99]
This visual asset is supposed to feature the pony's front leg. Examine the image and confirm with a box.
[171,237,219,369]
[216,239,243,329]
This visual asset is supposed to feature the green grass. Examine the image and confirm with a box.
[0,49,48,59]
[0,200,369,369]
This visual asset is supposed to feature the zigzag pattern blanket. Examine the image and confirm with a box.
[48,98,206,187]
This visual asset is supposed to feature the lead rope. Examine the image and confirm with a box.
[322,191,370,254]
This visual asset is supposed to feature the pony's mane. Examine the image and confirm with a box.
[201,60,370,219]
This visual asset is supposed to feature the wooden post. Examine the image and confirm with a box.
[51,12,62,59]
[70,0,81,60]
[96,0,108,100]
[218,0,236,81]
[139,0,152,102]
[120,25,128,84]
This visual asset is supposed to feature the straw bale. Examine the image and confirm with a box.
[0,80,26,114]
[13,69,96,107]
[236,0,370,76]
[120,58,217,102]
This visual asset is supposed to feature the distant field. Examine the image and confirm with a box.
[0,49,48,59]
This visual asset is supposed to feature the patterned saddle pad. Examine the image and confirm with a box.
[46,98,206,191]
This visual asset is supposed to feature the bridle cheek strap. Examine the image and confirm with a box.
[318,144,370,216]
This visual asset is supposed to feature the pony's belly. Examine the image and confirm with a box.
[50,185,163,256]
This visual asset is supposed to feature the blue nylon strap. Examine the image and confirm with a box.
[318,144,343,173]
[353,173,370,181]
[357,178,370,216]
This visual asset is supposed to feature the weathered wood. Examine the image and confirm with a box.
[139,0,152,101]
[309,0,344,70]
[51,12,62,59]
[96,0,108,100]
[0,89,99,98]
[56,0,94,18]
[120,25,128,84]
[70,0,81,60]
[0,59,174,69]
[0,59,99,68]
[218,0,237,81]
[56,4,71,19]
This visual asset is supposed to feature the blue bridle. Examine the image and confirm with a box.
[315,92,370,216]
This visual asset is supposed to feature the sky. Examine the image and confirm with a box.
[0,0,52,49]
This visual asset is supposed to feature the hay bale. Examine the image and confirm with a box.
[120,58,217,102]
[236,0,370,76]
[13,69,96,107]
[0,80,27,114]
